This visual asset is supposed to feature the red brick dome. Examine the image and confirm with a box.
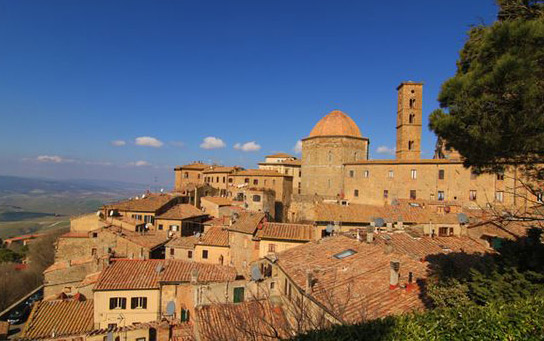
[309,110,362,138]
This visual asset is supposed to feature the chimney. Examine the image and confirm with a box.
[366,226,374,243]
[191,268,199,284]
[390,260,400,289]
[356,229,362,242]
[305,270,314,293]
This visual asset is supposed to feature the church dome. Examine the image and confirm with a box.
[309,110,362,138]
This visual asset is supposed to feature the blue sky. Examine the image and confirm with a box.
[0,0,498,187]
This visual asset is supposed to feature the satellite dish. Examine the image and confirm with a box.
[160,188,164,193]
[250,265,262,281]
[325,224,334,233]
[96,211,101,216]
[166,301,176,315]
[141,194,146,199]
[135,197,139,200]
[109,211,114,217]
[146,223,153,229]
[457,213,469,224]
[374,218,385,228]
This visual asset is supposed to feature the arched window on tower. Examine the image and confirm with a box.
[408,141,414,150]
[409,98,416,108]
[409,113,415,124]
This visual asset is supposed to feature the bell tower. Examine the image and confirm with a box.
[396,82,423,160]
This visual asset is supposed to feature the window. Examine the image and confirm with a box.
[470,170,478,180]
[131,297,147,309]
[158,224,163,230]
[170,248,175,256]
[202,250,208,259]
[497,172,504,181]
[270,281,275,290]
[136,338,146,341]
[469,190,477,201]
[216,176,219,183]
[411,169,417,179]
[183,172,188,179]
[181,309,190,322]
[92,232,98,238]
[244,178,249,183]
[349,170,354,178]
[268,244,276,253]
[198,174,201,179]
[438,227,449,237]
[107,323,117,330]
[264,179,267,186]
[109,297,126,310]
[91,248,97,256]
[495,191,504,202]
[387,170,394,178]
[188,250,192,259]
[252,195,261,202]
[363,170,369,178]
[169,225,179,232]
[299,170,302,177]
[384,190,389,198]
[228,178,233,183]
[410,190,417,200]
[409,113,415,124]
[233,287,245,303]
[409,98,416,108]
[437,191,445,201]
[354,189,359,197]
[253,179,258,185]
[438,169,445,180]
[408,141,414,150]
[333,249,357,259]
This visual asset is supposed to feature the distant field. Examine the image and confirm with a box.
[0,175,150,239]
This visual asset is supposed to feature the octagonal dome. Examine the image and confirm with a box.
[309,110,362,138]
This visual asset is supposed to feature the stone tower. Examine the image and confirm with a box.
[301,110,369,197]
[396,82,423,160]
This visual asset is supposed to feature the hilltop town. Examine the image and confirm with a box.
[8,82,541,340]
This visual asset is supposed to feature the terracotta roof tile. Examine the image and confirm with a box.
[59,231,90,238]
[105,227,168,250]
[265,153,295,158]
[228,212,266,235]
[196,300,291,341]
[275,232,490,323]
[157,204,206,220]
[256,222,315,242]
[232,169,291,177]
[94,259,237,290]
[176,162,212,170]
[171,323,196,341]
[309,110,362,138]
[201,196,237,206]
[203,166,241,174]
[21,299,94,339]
[105,193,177,213]
[166,235,199,249]
[198,226,229,247]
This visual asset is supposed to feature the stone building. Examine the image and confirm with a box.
[258,153,302,194]
[296,82,537,211]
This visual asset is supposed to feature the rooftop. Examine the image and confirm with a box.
[157,203,206,220]
[104,193,177,213]
[198,226,230,247]
[166,235,199,249]
[232,169,292,177]
[228,212,266,235]
[274,232,490,323]
[201,196,238,206]
[196,300,290,341]
[309,110,362,139]
[105,227,168,250]
[203,166,241,174]
[256,222,315,242]
[175,162,213,170]
[94,259,237,290]
[265,152,295,158]
[21,299,94,339]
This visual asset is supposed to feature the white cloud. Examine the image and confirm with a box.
[111,140,126,147]
[234,141,261,152]
[170,141,185,148]
[128,160,151,167]
[135,136,163,148]
[35,155,74,163]
[376,145,395,155]
[200,136,226,149]
[293,140,302,154]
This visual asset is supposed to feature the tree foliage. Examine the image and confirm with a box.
[429,0,544,179]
